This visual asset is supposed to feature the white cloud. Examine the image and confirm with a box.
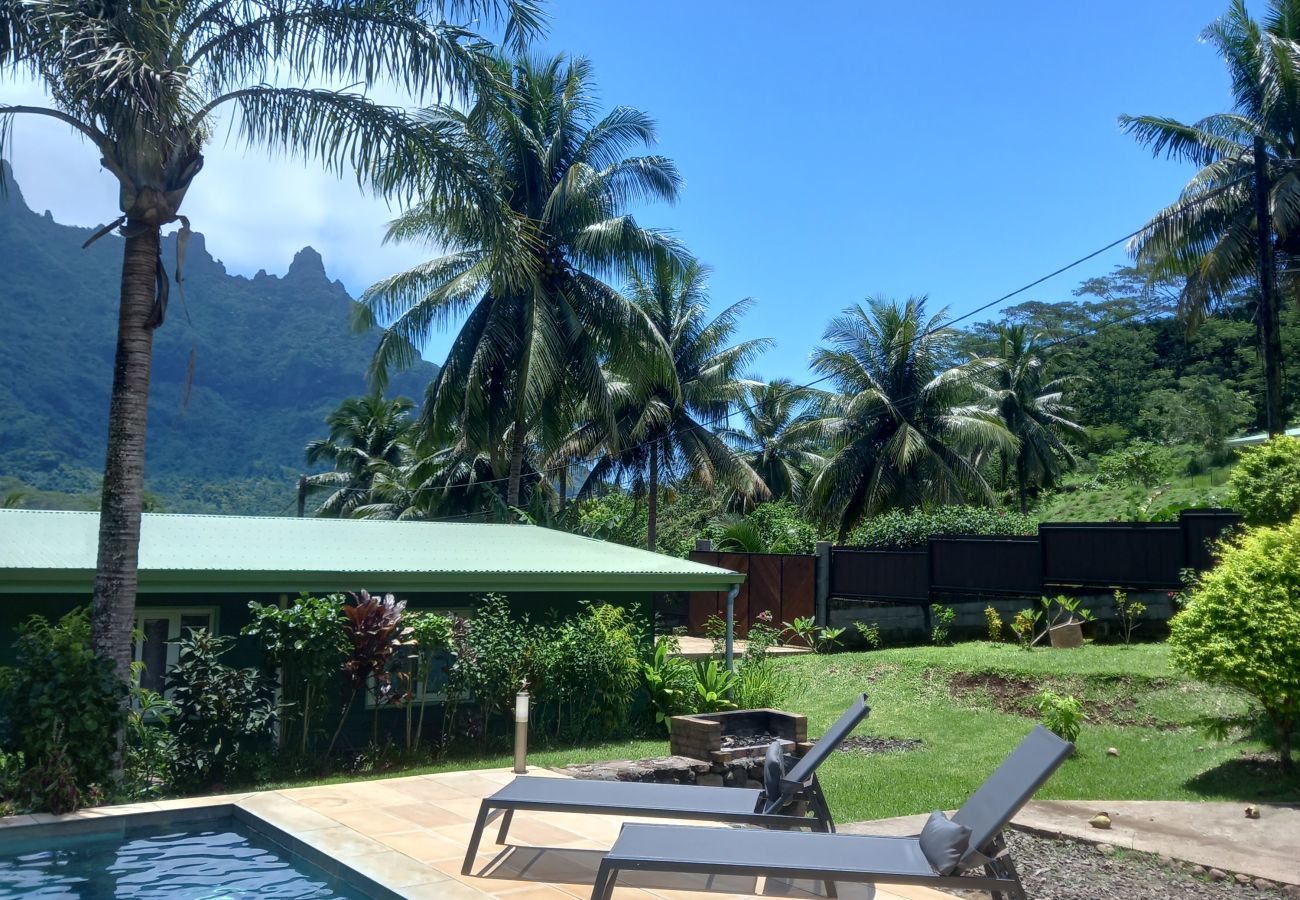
[2,76,430,300]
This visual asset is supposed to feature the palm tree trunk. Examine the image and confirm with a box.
[507,299,534,508]
[558,465,567,512]
[91,226,161,679]
[1255,136,1286,435]
[647,441,658,552]
[1017,456,1028,515]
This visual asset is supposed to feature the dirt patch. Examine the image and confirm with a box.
[949,831,1295,900]
[940,669,1170,728]
[835,736,924,754]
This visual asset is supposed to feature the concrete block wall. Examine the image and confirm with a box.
[829,589,1177,646]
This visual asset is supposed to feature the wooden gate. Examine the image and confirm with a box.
[686,552,815,637]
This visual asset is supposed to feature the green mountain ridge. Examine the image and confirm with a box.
[0,162,437,514]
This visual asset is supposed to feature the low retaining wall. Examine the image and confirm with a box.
[561,754,767,789]
[829,590,1177,646]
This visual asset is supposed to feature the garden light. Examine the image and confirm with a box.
[514,680,530,774]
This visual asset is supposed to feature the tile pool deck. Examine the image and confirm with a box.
[1,767,961,900]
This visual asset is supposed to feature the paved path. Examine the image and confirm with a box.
[671,635,812,660]
[843,800,1300,887]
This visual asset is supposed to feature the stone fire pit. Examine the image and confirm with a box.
[670,707,811,766]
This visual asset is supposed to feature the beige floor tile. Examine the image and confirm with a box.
[290,823,392,858]
[238,794,339,833]
[387,800,475,829]
[320,804,423,835]
[336,849,446,889]
[400,879,497,899]
[378,827,473,863]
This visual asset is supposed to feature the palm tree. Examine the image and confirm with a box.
[719,379,824,502]
[1119,0,1300,434]
[805,297,1012,538]
[304,394,414,517]
[564,256,769,550]
[0,0,541,676]
[974,325,1084,513]
[360,53,682,508]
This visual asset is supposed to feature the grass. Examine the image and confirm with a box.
[254,642,1300,822]
[1033,467,1233,522]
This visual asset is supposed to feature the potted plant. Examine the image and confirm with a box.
[1039,595,1095,649]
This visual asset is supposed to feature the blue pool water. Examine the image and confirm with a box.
[0,818,367,899]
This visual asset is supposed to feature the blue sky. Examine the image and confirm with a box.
[2,1,1252,382]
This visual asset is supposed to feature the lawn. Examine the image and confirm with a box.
[257,642,1300,822]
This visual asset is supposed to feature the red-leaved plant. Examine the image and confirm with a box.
[327,591,413,754]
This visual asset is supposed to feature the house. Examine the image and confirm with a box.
[0,510,743,689]
[1226,425,1300,447]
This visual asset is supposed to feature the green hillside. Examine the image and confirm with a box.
[0,163,436,514]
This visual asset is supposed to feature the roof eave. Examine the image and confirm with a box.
[0,568,744,595]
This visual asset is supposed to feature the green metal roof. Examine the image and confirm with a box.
[0,510,742,594]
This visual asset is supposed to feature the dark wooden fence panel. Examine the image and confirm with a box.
[686,551,816,637]
[929,536,1040,595]
[1040,523,1183,588]
[1181,509,1242,572]
[830,549,929,601]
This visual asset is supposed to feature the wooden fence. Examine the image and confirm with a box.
[829,509,1241,605]
[686,551,815,638]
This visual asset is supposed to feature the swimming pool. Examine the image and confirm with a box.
[0,816,371,899]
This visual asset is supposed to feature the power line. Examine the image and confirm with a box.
[322,176,1251,520]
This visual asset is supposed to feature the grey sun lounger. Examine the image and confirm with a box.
[589,725,1072,900]
[462,692,871,875]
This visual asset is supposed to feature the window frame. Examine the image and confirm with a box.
[132,606,220,696]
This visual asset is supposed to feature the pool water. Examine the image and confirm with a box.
[0,818,367,899]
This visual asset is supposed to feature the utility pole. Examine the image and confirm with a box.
[1253,136,1285,437]
[296,475,307,518]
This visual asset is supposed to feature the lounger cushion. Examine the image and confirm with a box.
[918,810,971,875]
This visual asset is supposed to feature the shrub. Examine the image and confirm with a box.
[331,590,413,752]
[643,638,695,731]
[853,620,882,649]
[1012,608,1040,650]
[120,674,175,802]
[783,615,819,649]
[400,610,455,750]
[1169,519,1300,772]
[709,501,819,554]
[984,606,1005,642]
[1111,590,1146,646]
[0,607,127,812]
[930,604,956,645]
[1227,436,1300,526]
[1035,689,1083,745]
[446,595,540,734]
[544,603,645,740]
[693,659,739,712]
[166,629,278,789]
[845,507,1037,550]
[1095,440,1183,487]
[243,594,347,755]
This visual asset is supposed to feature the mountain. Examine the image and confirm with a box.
[0,163,437,514]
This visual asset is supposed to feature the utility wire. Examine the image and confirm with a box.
[312,174,1252,520]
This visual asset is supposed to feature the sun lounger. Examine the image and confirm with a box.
[588,724,1072,900]
[462,692,871,875]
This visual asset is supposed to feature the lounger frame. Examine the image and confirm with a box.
[461,692,870,875]
[587,724,1072,900]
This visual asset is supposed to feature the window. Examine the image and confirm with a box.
[133,608,217,694]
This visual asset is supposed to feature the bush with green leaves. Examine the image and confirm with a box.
[400,610,455,750]
[1012,608,1040,650]
[1111,590,1146,646]
[446,595,541,735]
[984,606,1005,642]
[1169,518,1300,773]
[1227,436,1300,526]
[0,607,127,812]
[930,604,956,645]
[853,620,882,649]
[845,506,1037,550]
[708,501,819,554]
[120,671,176,802]
[643,638,696,731]
[1095,439,1183,487]
[543,603,646,740]
[166,629,278,789]
[693,658,739,712]
[1035,689,1083,745]
[243,594,347,755]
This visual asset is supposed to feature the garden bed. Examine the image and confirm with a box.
[952,831,1298,899]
